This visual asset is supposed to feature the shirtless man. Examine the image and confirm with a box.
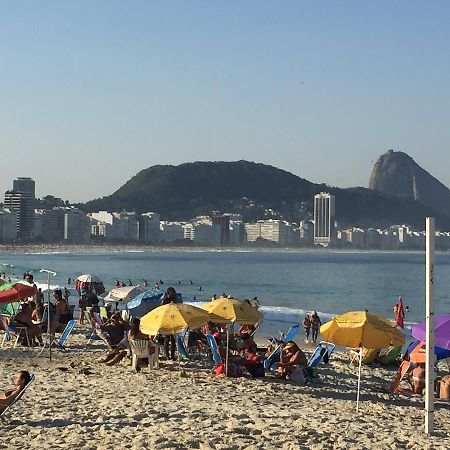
[277,341,308,378]
[0,371,32,412]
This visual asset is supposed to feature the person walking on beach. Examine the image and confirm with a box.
[310,311,321,343]
[161,287,177,360]
[302,315,311,343]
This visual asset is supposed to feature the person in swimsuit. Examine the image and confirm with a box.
[14,303,43,345]
[0,371,32,412]
[277,341,308,378]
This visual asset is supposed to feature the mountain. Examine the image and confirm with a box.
[369,150,450,218]
[82,160,450,229]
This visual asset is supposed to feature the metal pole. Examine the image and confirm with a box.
[40,269,56,361]
[225,325,230,376]
[356,346,363,412]
[425,217,435,435]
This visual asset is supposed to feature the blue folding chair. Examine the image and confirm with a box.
[53,320,76,350]
[207,333,222,365]
[177,334,190,360]
[308,341,336,368]
[264,324,300,370]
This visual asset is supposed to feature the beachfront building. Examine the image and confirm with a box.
[229,221,245,246]
[212,212,230,246]
[193,223,221,246]
[183,223,195,240]
[259,219,288,245]
[4,186,36,241]
[64,208,91,243]
[160,221,184,243]
[0,208,17,242]
[33,209,64,242]
[13,177,35,197]
[88,211,139,241]
[139,212,160,244]
[244,223,261,243]
[313,192,335,246]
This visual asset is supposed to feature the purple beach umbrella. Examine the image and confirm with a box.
[411,314,450,350]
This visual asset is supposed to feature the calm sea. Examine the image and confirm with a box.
[1,249,450,337]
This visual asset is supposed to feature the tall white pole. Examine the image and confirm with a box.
[425,217,435,435]
[40,269,56,361]
[356,347,363,412]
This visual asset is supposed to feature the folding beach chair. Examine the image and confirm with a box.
[177,334,190,360]
[207,333,223,365]
[0,373,35,422]
[264,324,300,370]
[389,360,415,392]
[0,315,30,348]
[87,312,104,344]
[52,319,76,351]
[308,341,336,368]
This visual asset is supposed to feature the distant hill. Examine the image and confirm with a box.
[369,150,450,218]
[82,160,450,229]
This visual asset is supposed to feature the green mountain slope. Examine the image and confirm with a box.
[82,160,450,229]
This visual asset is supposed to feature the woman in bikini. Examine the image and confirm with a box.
[0,371,31,412]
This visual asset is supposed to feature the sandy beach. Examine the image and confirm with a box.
[1,328,449,450]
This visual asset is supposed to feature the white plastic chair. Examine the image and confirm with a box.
[129,339,159,371]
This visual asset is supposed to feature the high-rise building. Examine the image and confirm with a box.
[212,213,230,246]
[13,177,35,196]
[313,192,335,245]
[4,178,36,240]
[0,208,18,242]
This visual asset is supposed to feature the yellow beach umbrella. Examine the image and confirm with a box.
[320,310,405,411]
[140,303,209,336]
[201,296,263,325]
[320,310,405,349]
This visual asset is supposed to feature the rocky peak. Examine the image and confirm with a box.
[369,150,450,217]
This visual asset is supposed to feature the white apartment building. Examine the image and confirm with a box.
[88,211,139,240]
[0,208,17,242]
[244,223,261,242]
[64,209,91,243]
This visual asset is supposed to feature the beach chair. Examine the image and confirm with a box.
[0,315,30,348]
[264,324,300,370]
[378,346,402,365]
[87,312,104,344]
[52,319,76,351]
[177,334,190,360]
[207,333,222,365]
[0,373,35,422]
[308,341,336,368]
[349,348,380,366]
[389,360,415,392]
[129,339,160,371]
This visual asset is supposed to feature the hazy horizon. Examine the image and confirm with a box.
[1,2,450,202]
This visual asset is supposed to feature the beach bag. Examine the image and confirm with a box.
[226,362,243,378]
[287,366,306,384]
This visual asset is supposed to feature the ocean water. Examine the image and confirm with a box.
[1,249,450,338]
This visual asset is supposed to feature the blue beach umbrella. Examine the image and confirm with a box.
[126,290,165,318]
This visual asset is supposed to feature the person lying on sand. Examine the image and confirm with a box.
[0,371,31,412]
[277,341,308,379]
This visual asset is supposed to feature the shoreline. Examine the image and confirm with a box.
[0,243,439,255]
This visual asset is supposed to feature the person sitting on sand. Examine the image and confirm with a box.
[235,324,258,354]
[409,363,426,395]
[277,341,308,379]
[0,371,32,412]
[14,302,43,346]
[438,375,450,400]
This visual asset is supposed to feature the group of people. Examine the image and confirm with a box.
[302,311,321,343]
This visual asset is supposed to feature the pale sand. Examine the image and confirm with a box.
[1,329,449,450]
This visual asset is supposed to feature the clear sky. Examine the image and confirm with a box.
[1,1,450,202]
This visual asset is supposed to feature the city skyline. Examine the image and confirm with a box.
[1,2,450,202]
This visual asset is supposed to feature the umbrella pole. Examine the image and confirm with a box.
[356,347,363,411]
[225,325,230,375]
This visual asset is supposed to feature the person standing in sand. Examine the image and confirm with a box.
[310,311,321,343]
[302,315,311,343]
[161,287,177,360]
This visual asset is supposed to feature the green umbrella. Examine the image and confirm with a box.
[1,302,21,316]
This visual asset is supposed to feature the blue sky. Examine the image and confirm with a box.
[1,1,450,202]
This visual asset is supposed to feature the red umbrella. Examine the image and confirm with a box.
[395,297,405,329]
[0,282,36,304]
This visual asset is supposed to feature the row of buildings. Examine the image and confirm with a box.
[1,179,450,250]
